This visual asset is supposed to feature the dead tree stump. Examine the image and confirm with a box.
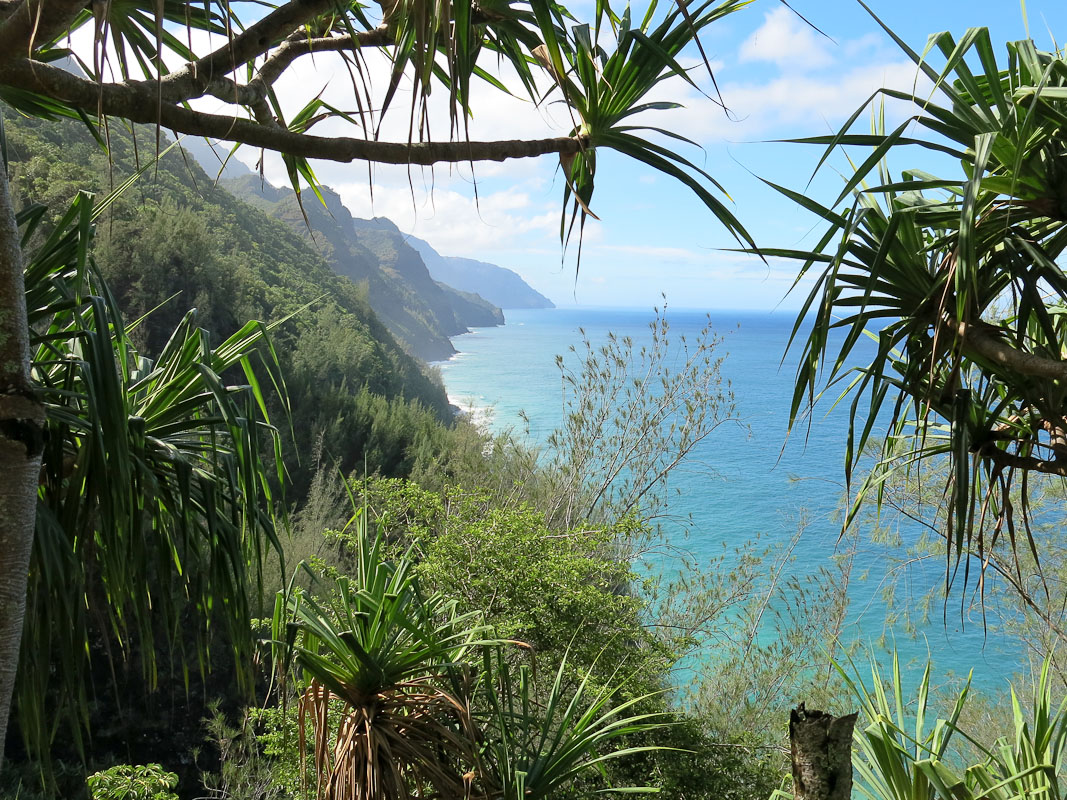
[789,704,857,800]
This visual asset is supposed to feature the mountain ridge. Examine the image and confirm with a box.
[4,112,455,496]
[182,140,553,353]
[404,234,555,310]
[225,173,473,361]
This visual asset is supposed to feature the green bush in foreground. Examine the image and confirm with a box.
[86,765,178,800]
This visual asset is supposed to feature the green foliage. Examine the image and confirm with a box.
[273,518,670,800]
[845,454,1067,676]
[609,717,781,800]
[199,706,291,800]
[86,765,178,800]
[677,534,851,742]
[6,0,758,263]
[773,18,1067,588]
[333,475,807,800]
[836,655,970,800]
[5,112,452,497]
[549,0,757,255]
[409,303,737,539]
[17,184,285,775]
[542,304,736,530]
[771,653,1067,800]
[288,386,454,501]
[847,656,1067,800]
[477,645,669,800]
[339,478,671,690]
[276,517,489,800]
[227,179,485,362]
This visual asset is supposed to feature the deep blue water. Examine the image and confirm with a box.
[437,307,1025,692]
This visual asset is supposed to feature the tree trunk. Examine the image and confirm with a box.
[789,704,857,800]
[0,138,44,771]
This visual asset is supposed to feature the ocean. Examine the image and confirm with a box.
[437,306,1027,693]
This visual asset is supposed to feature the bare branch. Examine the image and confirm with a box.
[4,57,585,165]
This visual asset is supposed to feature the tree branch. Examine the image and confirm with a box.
[0,0,86,61]
[945,316,1067,382]
[200,26,396,111]
[253,27,393,92]
[154,0,338,101]
[3,57,585,164]
[979,444,1067,478]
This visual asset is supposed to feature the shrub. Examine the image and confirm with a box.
[86,765,178,800]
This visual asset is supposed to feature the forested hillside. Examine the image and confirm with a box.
[224,174,505,360]
[2,108,794,800]
[6,2,1067,799]
[5,114,454,495]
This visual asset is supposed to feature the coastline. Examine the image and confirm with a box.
[434,329,497,429]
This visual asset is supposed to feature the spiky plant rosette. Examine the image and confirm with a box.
[531,0,755,257]
[762,7,1067,592]
[15,164,286,772]
[276,522,489,800]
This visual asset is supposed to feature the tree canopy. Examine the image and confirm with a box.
[0,0,755,250]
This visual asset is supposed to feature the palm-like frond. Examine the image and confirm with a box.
[273,518,670,800]
[833,654,969,800]
[276,515,488,800]
[820,655,1067,800]
[8,0,754,262]
[16,187,286,769]
[772,14,1067,589]
[538,0,757,256]
[67,0,236,81]
[478,646,670,800]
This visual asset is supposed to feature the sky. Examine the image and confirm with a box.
[165,1,1067,309]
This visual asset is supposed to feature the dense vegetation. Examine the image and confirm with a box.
[0,105,799,800]
[4,0,1067,799]
[7,114,457,498]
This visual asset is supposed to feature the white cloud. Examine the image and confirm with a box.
[334,178,560,255]
[640,58,927,144]
[739,7,833,70]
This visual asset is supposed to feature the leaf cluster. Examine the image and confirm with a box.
[770,15,1067,594]
[272,517,671,800]
[16,179,287,781]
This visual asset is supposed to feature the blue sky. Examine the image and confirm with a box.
[218,0,1067,310]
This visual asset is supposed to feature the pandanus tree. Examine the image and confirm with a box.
[273,517,669,800]
[11,179,286,773]
[0,0,756,759]
[772,8,1067,594]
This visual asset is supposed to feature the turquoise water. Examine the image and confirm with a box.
[437,307,1026,692]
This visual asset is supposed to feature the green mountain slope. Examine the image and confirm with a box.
[438,282,504,326]
[5,113,452,495]
[224,176,502,361]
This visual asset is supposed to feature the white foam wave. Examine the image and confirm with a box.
[448,393,495,429]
